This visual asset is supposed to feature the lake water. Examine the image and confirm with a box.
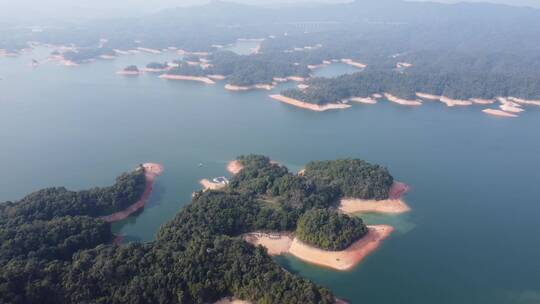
[1,48,540,304]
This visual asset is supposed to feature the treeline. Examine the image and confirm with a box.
[296,209,368,251]
[282,69,540,104]
[303,159,394,200]
[0,167,146,223]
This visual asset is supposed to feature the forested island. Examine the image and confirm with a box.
[296,209,368,251]
[0,155,409,303]
[280,69,540,105]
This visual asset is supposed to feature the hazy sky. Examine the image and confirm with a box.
[0,0,538,24]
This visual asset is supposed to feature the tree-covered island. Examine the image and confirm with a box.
[1,155,405,303]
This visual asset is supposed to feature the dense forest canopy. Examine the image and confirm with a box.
[296,209,368,251]
[303,159,394,200]
[281,69,540,103]
[4,1,538,97]
[0,155,396,303]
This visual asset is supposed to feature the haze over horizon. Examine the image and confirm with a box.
[1,0,539,24]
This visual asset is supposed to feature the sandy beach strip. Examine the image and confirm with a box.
[416,92,441,101]
[470,98,495,105]
[439,96,473,107]
[137,47,162,54]
[100,163,164,223]
[208,74,227,80]
[159,74,215,84]
[199,179,226,191]
[384,93,422,106]
[339,181,411,214]
[482,109,518,118]
[227,160,244,175]
[242,232,294,255]
[270,94,351,112]
[341,58,367,69]
[508,97,540,106]
[225,83,275,91]
[288,225,394,271]
[116,70,141,76]
[350,97,377,104]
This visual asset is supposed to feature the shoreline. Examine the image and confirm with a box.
[482,108,518,118]
[227,160,244,175]
[269,94,351,112]
[384,93,422,106]
[116,70,141,76]
[289,225,394,271]
[159,74,215,84]
[225,83,275,91]
[244,225,394,271]
[200,178,226,191]
[339,182,411,215]
[350,96,377,104]
[100,163,163,223]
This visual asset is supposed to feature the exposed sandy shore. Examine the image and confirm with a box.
[416,92,441,101]
[470,98,495,105]
[339,182,411,215]
[214,297,251,304]
[242,232,294,255]
[62,60,79,67]
[508,97,540,106]
[137,47,162,54]
[498,97,524,113]
[341,58,367,69]
[384,93,422,106]
[116,70,141,76]
[227,160,244,175]
[101,163,164,223]
[200,179,226,191]
[297,84,310,90]
[159,74,215,84]
[416,93,472,106]
[288,225,394,271]
[208,74,227,80]
[287,76,306,82]
[225,83,275,91]
[143,68,170,73]
[350,97,377,104]
[439,96,473,107]
[397,62,413,68]
[482,109,518,118]
[99,55,116,60]
[270,94,351,112]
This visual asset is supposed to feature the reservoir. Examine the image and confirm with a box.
[1,48,539,304]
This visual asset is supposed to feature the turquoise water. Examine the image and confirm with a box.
[1,48,540,303]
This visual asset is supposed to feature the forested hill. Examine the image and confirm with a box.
[0,155,397,303]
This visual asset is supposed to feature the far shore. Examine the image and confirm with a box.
[159,74,215,84]
[339,182,411,215]
[100,163,164,223]
[244,225,394,271]
[116,70,141,76]
[384,93,422,106]
[269,94,351,112]
[350,96,377,104]
[225,83,275,91]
